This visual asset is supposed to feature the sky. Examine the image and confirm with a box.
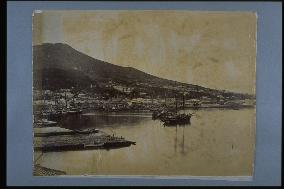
[33,10,256,94]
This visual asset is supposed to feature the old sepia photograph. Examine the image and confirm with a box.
[32,10,256,177]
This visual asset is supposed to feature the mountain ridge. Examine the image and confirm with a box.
[33,43,254,99]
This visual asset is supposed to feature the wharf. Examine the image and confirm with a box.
[33,127,99,137]
[34,127,136,152]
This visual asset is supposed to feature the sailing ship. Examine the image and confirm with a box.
[152,92,193,126]
[161,113,191,126]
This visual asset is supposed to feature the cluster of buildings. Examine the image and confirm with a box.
[33,82,255,116]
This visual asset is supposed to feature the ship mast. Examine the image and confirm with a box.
[183,92,185,113]
[183,93,185,109]
[175,94,178,113]
[164,91,167,108]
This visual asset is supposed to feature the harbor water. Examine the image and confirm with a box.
[36,108,255,176]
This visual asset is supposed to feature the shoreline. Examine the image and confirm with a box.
[81,104,255,114]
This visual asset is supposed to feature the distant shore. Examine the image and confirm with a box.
[80,104,255,114]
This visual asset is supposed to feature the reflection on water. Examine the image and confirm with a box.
[37,108,255,176]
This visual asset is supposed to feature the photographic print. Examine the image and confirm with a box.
[32,10,256,177]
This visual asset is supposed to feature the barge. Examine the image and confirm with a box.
[34,127,136,152]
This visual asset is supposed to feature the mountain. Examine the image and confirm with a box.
[33,43,253,99]
[33,43,191,89]
[34,43,174,84]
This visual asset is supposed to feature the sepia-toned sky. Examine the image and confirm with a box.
[33,10,256,94]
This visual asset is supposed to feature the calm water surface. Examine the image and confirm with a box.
[36,108,255,176]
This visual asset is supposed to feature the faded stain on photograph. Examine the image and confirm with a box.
[32,11,256,177]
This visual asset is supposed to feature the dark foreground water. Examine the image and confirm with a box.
[35,108,255,176]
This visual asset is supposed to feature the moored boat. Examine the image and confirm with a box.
[162,113,191,126]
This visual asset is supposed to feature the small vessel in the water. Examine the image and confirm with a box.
[152,109,175,120]
[152,92,193,126]
[103,140,136,149]
[162,113,192,126]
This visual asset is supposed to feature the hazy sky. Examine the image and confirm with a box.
[33,10,256,94]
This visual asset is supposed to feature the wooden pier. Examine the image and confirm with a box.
[34,127,136,152]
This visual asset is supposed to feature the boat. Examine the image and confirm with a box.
[103,140,136,149]
[160,93,193,126]
[152,109,172,120]
[162,113,191,126]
